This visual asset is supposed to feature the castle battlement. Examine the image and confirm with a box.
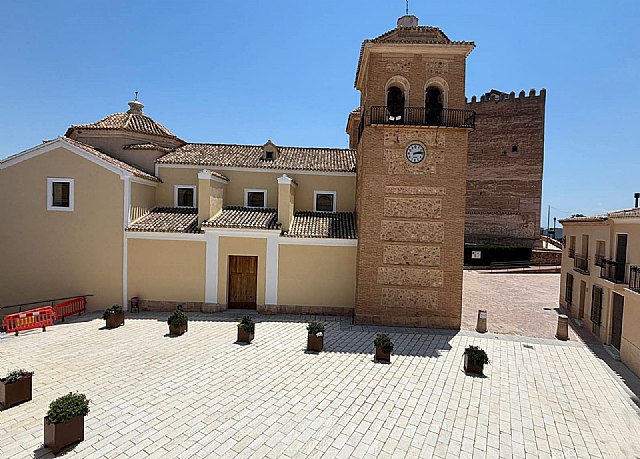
[466,88,546,106]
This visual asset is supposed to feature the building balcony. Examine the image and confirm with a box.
[594,254,605,267]
[599,258,628,284]
[573,255,589,274]
[629,265,640,293]
[368,106,476,129]
[568,248,576,259]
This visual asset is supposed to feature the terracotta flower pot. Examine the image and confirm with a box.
[0,374,32,410]
[169,323,187,336]
[307,334,323,352]
[105,311,125,329]
[375,345,391,363]
[463,354,484,375]
[44,415,85,454]
[237,327,254,344]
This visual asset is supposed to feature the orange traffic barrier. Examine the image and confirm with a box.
[3,307,55,336]
[54,297,86,322]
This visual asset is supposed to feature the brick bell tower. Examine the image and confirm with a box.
[348,15,475,328]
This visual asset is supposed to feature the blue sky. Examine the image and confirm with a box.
[1,1,639,226]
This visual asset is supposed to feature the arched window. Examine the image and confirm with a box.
[425,86,444,125]
[386,86,405,120]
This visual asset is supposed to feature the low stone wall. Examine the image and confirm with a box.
[258,304,354,317]
[137,300,352,317]
[531,249,562,266]
[139,300,204,312]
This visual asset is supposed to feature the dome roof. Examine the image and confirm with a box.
[65,100,182,142]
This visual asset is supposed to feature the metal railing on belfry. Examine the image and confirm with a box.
[368,106,476,129]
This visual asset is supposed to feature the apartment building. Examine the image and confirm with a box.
[560,208,640,376]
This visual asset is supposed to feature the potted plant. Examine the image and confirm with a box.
[44,392,90,454]
[102,304,124,329]
[1,369,33,410]
[374,333,394,363]
[167,308,188,336]
[463,345,490,375]
[237,315,255,344]
[307,321,325,352]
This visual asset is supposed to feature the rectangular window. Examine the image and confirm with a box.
[175,186,196,208]
[314,191,336,212]
[591,286,603,327]
[595,241,606,267]
[47,178,74,211]
[565,273,574,305]
[568,236,576,258]
[245,189,267,208]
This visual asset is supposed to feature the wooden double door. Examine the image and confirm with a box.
[228,256,258,309]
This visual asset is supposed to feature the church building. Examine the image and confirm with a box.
[0,15,545,328]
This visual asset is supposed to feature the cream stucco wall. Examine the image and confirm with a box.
[127,239,205,302]
[0,146,124,310]
[561,218,640,379]
[621,290,640,378]
[130,181,157,222]
[278,245,356,308]
[156,168,199,207]
[217,237,267,305]
[157,166,355,211]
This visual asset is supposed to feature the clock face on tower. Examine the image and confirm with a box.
[406,143,426,164]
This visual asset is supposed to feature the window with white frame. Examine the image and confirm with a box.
[245,189,267,208]
[47,178,74,211]
[314,191,336,212]
[175,185,196,208]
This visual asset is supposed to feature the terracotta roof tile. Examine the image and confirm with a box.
[608,208,640,219]
[559,215,608,224]
[157,143,356,173]
[123,143,173,153]
[200,169,230,182]
[354,25,474,87]
[127,207,199,233]
[203,206,279,230]
[61,137,161,182]
[68,112,181,140]
[286,211,357,239]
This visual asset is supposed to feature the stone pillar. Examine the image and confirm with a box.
[277,174,296,232]
[198,170,225,226]
[556,314,569,341]
[476,309,487,333]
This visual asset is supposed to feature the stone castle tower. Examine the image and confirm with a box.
[347,15,476,328]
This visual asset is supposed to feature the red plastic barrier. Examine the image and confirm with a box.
[3,307,55,336]
[54,297,86,322]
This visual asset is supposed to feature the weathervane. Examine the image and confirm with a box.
[134,91,139,101]
[405,0,409,15]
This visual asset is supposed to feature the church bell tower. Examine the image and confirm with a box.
[350,14,475,328]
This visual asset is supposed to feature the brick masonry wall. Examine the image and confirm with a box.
[355,126,468,329]
[354,51,470,329]
[465,90,546,247]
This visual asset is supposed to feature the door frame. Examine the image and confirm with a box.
[610,292,624,351]
[228,255,259,309]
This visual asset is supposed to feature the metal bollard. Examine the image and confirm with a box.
[556,314,569,341]
[476,309,488,333]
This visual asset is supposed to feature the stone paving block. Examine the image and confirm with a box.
[1,311,640,458]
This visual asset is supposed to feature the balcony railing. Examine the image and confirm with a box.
[568,248,576,259]
[573,255,589,274]
[594,254,606,267]
[600,259,628,284]
[369,106,476,129]
[629,265,640,292]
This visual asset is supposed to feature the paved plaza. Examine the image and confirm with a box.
[462,272,584,342]
[2,310,640,458]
